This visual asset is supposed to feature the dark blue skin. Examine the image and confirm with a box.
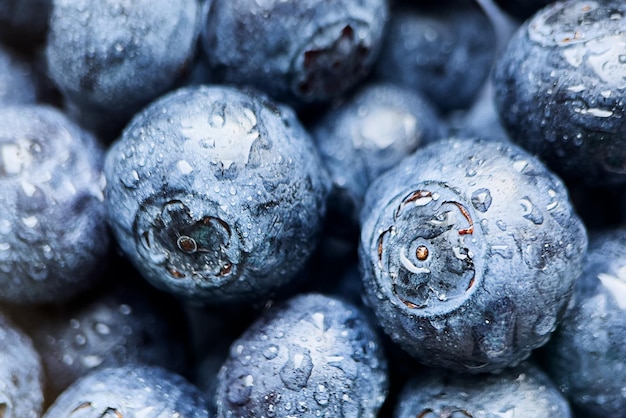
[0,44,37,105]
[105,85,330,304]
[375,0,497,113]
[359,138,587,373]
[313,82,446,225]
[22,275,191,404]
[0,312,44,418]
[543,228,626,417]
[0,105,110,304]
[43,365,211,417]
[215,293,388,417]
[394,362,572,418]
[45,0,199,138]
[201,0,388,106]
[493,0,626,185]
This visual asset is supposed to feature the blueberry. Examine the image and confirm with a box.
[45,0,199,137]
[359,138,587,372]
[105,85,330,303]
[0,44,38,104]
[0,105,109,304]
[394,362,572,418]
[493,0,626,185]
[201,0,388,105]
[313,82,446,225]
[0,312,44,418]
[214,293,388,417]
[543,228,626,417]
[24,276,191,403]
[375,0,497,113]
[42,364,210,417]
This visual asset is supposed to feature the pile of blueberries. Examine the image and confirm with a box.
[1,0,625,416]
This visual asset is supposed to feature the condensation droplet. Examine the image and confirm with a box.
[314,384,330,406]
[121,170,140,188]
[471,188,492,213]
[519,197,544,225]
[82,354,103,368]
[263,344,279,360]
[94,323,111,335]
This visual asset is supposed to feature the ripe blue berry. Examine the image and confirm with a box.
[215,293,388,417]
[105,85,330,303]
[359,138,587,372]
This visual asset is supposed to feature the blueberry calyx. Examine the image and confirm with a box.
[134,194,243,286]
[417,407,473,418]
[373,181,485,316]
[291,20,372,101]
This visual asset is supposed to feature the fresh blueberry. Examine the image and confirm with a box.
[375,0,497,113]
[0,312,44,418]
[105,85,330,304]
[0,0,51,47]
[312,82,446,225]
[23,275,191,404]
[394,362,572,418]
[0,44,38,104]
[0,105,109,304]
[493,0,626,185]
[201,0,389,106]
[45,0,199,138]
[42,364,210,417]
[543,228,626,417]
[359,137,587,373]
[214,293,388,417]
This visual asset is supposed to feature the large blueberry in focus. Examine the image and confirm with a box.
[493,0,626,185]
[201,0,388,105]
[215,293,388,417]
[105,85,329,304]
[544,228,626,417]
[313,82,446,224]
[0,105,109,304]
[0,312,44,418]
[394,363,572,418]
[375,0,497,113]
[42,365,210,417]
[359,138,587,373]
[45,0,199,135]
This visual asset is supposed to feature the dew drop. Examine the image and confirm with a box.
[263,344,279,360]
[81,354,103,368]
[226,374,253,406]
[280,347,313,390]
[74,333,87,346]
[519,197,544,225]
[121,170,140,188]
[314,384,330,406]
[118,304,132,315]
[310,312,326,331]
[471,188,492,213]
[94,323,111,335]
